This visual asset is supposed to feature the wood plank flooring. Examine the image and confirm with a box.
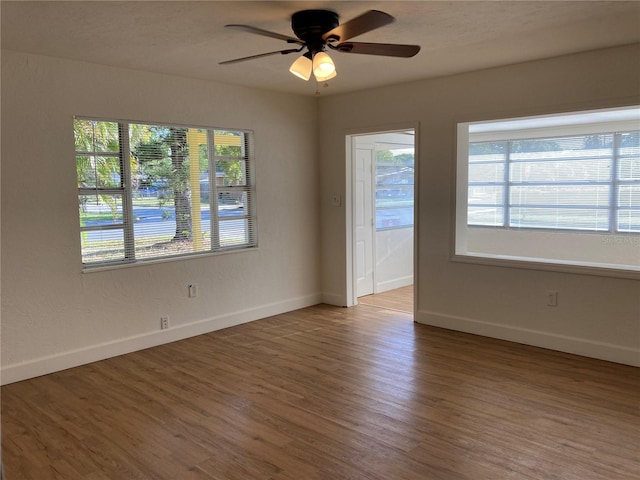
[2,301,639,479]
[358,286,413,313]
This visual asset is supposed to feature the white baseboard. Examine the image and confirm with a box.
[416,310,640,367]
[1,293,323,385]
[375,276,413,293]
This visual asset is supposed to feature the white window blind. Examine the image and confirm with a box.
[75,118,256,268]
[468,132,639,232]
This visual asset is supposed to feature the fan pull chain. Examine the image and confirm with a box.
[315,81,330,96]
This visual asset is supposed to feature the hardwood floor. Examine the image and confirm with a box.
[358,286,413,313]
[2,302,639,479]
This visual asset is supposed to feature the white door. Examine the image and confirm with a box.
[355,148,374,296]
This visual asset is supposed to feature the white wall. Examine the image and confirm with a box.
[375,227,413,292]
[3,44,639,385]
[461,227,640,272]
[319,44,640,366]
[1,51,321,383]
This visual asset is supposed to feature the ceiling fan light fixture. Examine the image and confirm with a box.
[289,53,312,81]
[312,51,336,79]
[314,68,337,82]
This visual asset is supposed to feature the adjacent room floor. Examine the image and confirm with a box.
[358,285,413,313]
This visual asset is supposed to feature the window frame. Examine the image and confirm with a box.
[75,117,257,270]
[454,107,640,278]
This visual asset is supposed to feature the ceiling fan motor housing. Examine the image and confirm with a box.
[291,10,339,51]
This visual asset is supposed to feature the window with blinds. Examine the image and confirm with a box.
[75,118,256,269]
[456,107,640,274]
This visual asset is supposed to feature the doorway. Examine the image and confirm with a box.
[347,128,417,306]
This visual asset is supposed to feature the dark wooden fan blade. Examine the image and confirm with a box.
[322,10,394,43]
[219,48,301,65]
[225,24,304,45]
[334,42,420,58]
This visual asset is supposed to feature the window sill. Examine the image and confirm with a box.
[82,246,259,273]
[451,253,640,280]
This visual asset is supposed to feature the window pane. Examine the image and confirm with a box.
[81,229,125,264]
[618,157,640,181]
[619,131,639,158]
[468,206,504,226]
[376,164,414,186]
[214,131,244,157]
[617,209,640,232]
[510,207,610,230]
[469,142,507,161]
[129,196,213,259]
[216,159,247,186]
[376,185,414,203]
[618,185,640,208]
[76,156,121,188]
[79,194,123,227]
[510,185,610,207]
[376,205,413,229]
[468,186,503,205]
[74,119,120,152]
[468,142,505,227]
[129,124,211,249]
[469,163,504,183]
[219,218,250,247]
[218,190,249,215]
[511,135,613,160]
[510,158,611,183]
[133,230,212,260]
[618,183,640,208]
[375,151,414,230]
[375,184,414,229]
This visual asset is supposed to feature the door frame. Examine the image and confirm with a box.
[345,122,420,308]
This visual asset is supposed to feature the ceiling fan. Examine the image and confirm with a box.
[220,9,420,82]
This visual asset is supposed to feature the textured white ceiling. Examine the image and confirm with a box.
[2,1,639,96]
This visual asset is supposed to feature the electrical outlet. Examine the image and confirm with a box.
[188,284,197,298]
[160,316,169,330]
[546,291,558,307]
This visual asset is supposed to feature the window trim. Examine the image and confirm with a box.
[454,106,640,279]
[75,116,257,271]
